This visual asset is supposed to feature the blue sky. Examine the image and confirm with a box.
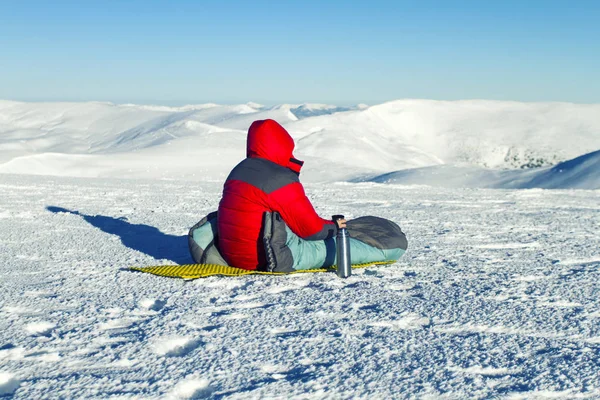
[1,0,598,105]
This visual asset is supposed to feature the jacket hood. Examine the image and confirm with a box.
[247,119,304,173]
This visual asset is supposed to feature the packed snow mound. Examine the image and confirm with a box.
[1,99,599,185]
[367,149,600,190]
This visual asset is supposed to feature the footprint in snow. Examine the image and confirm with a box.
[447,366,521,376]
[24,350,61,362]
[512,275,547,282]
[204,279,251,291]
[233,294,259,301]
[265,286,297,294]
[152,337,202,357]
[111,358,138,368]
[260,364,289,380]
[269,327,302,338]
[139,298,167,312]
[0,343,15,351]
[362,269,382,277]
[368,314,431,330]
[536,301,583,309]
[23,290,57,299]
[182,321,222,332]
[386,283,416,291]
[0,346,25,361]
[350,303,382,312]
[25,321,55,337]
[169,377,213,399]
[234,301,272,310]
[221,313,249,320]
[4,306,43,317]
[92,336,131,348]
[586,311,600,319]
[98,318,139,332]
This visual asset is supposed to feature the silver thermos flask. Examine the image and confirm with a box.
[332,215,351,278]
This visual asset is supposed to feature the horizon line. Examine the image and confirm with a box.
[2,98,600,107]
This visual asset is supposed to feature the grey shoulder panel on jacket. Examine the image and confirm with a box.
[226,157,300,194]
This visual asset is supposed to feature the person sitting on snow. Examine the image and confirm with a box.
[188,119,406,273]
[216,119,346,270]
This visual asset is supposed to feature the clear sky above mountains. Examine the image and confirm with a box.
[1,0,598,105]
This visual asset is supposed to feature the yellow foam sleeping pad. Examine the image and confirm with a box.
[130,261,394,280]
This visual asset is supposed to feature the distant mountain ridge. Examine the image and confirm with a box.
[0,99,599,188]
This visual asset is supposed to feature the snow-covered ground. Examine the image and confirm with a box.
[1,174,599,399]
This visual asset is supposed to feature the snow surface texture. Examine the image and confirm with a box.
[0,99,599,188]
[1,174,600,399]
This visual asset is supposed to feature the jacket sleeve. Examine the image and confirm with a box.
[269,181,337,240]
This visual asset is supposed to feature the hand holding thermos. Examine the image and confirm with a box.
[334,217,347,229]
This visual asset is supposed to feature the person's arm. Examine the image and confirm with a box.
[270,181,337,240]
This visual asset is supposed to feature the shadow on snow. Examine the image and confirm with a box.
[47,206,191,265]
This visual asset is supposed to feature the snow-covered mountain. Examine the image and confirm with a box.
[0,99,599,188]
[366,149,600,190]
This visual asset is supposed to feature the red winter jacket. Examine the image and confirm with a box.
[217,119,336,270]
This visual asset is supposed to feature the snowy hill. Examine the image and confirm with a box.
[366,149,600,190]
[0,99,599,187]
[288,99,600,170]
[522,149,600,189]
